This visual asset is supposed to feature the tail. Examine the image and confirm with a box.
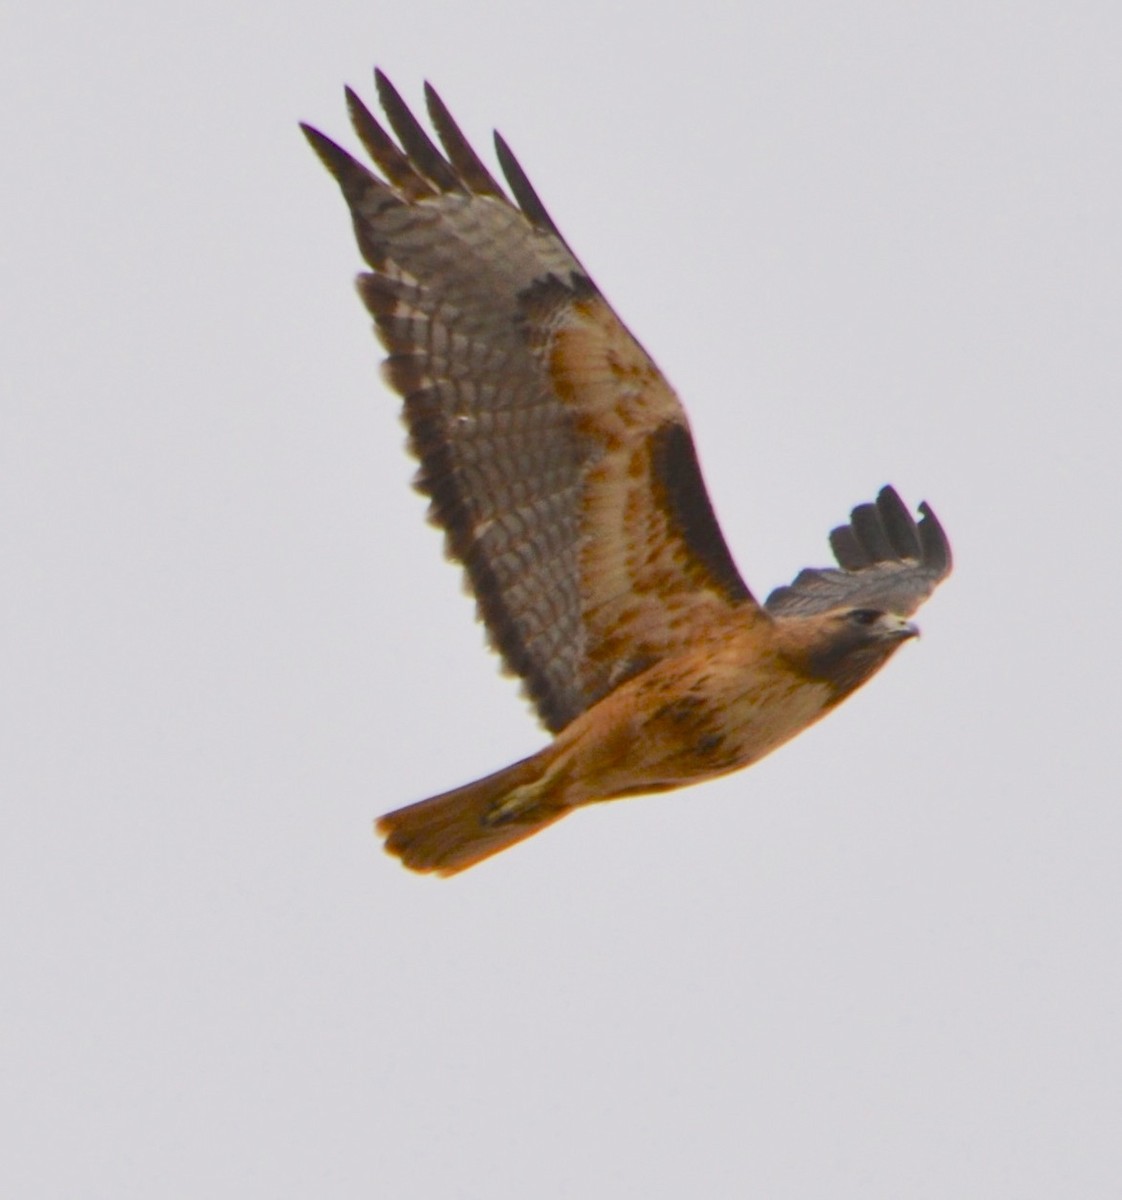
[376,751,569,876]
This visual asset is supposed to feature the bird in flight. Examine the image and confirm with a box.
[301,72,952,876]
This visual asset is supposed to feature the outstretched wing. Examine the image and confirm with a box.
[765,486,952,619]
[302,73,765,734]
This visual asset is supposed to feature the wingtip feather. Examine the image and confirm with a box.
[300,122,370,192]
[917,501,953,577]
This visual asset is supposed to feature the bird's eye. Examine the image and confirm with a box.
[848,608,882,626]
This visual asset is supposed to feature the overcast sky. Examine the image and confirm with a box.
[4,2,1121,1196]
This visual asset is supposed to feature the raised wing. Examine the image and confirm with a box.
[302,73,764,734]
[765,486,951,619]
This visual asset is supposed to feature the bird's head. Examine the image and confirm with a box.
[778,606,918,698]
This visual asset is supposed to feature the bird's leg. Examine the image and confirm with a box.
[482,778,557,827]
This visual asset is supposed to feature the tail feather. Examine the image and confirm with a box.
[376,752,568,876]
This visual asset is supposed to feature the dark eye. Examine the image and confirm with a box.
[848,608,882,626]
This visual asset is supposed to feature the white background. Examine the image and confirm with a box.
[4,2,1120,1196]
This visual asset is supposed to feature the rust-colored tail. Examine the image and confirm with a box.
[376,751,569,876]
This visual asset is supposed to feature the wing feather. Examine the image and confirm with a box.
[303,76,761,732]
[766,487,952,618]
[343,88,434,201]
[423,82,507,200]
[373,70,464,194]
[492,132,569,246]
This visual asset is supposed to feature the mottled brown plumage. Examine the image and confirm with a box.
[302,73,952,876]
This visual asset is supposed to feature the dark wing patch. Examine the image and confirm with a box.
[766,486,952,618]
[648,423,752,605]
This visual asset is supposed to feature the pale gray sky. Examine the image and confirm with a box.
[4,1,1121,1196]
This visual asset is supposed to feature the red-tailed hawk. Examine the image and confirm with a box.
[302,72,952,876]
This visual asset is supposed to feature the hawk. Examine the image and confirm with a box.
[302,72,952,876]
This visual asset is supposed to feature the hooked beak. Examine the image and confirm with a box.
[882,613,920,641]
